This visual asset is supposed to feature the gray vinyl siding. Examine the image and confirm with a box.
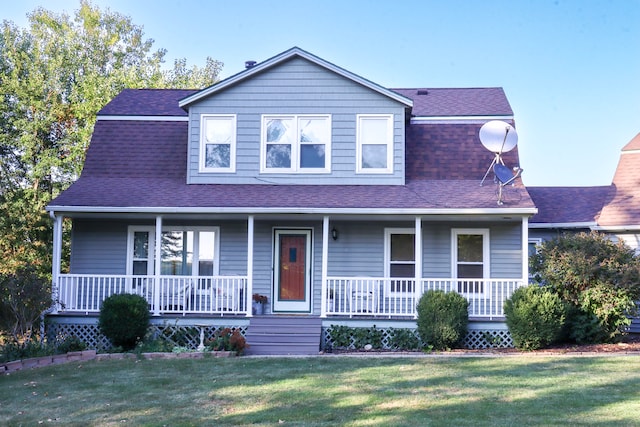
[489,224,523,277]
[70,220,128,274]
[187,57,406,185]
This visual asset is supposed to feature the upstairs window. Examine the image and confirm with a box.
[199,115,236,173]
[261,115,331,173]
[356,114,393,174]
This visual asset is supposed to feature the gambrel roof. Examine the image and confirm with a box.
[48,48,536,216]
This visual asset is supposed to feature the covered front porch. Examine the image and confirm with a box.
[50,213,531,321]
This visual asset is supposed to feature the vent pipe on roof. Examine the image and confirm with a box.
[245,60,257,69]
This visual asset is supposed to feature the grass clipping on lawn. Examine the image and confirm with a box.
[1,356,640,426]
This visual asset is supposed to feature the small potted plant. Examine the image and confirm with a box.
[252,293,268,315]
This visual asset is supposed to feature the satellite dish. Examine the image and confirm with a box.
[479,121,522,197]
[479,120,518,153]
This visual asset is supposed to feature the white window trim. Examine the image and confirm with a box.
[260,114,332,174]
[356,114,394,174]
[384,228,416,295]
[451,228,490,280]
[126,226,221,276]
[199,114,237,173]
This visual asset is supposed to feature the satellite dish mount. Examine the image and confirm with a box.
[478,120,523,204]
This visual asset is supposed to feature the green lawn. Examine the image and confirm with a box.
[1,355,640,426]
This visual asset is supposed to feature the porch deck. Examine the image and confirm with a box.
[55,274,524,320]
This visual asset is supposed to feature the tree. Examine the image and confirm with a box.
[530,232,640,343]
[0,1,223,340]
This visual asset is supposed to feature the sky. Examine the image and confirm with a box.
[3,0,639,187]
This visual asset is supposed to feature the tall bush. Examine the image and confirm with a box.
[530,232,640,343]
[99,294,150,350]
[504,285,567,350]
[417,290,469,350]
[0,266,51,342]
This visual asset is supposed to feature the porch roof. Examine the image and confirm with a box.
[48,176,535,213]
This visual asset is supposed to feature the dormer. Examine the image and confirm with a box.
[179,47,413,185]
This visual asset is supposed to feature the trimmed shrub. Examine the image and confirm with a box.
[417,290,469,350]
[504,285,567,350]
[98,294,150,351]
[389,328,422,351]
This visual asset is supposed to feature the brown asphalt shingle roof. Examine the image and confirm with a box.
[49,88,535,212]
[527,186,611,224]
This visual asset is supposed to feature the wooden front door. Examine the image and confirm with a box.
[273,230,312,312]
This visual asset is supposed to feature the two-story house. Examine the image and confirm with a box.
[46,47,537,354]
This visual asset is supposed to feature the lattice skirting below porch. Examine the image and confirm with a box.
[46,320,248,351]
[322,326,513,350]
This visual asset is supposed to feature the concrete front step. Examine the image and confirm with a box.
[245,316,322,355]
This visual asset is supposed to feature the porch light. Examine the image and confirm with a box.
[331,227,339,240]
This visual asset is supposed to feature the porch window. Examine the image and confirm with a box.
[356,114,393,174]
[199,115,236,173]
[385,228,415,293]
[261,115,331,173]
[452,229,489,293]
[127,227,219,277]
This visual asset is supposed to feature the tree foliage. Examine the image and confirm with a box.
[530,232,640,343]
[0,1,223,339]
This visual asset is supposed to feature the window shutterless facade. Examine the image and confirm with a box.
[356,114,394,174]
[126,226,220,277]
[385,228,416,294]
[452,229,489,293]
[199,114,236,173]
[260,114,331,173]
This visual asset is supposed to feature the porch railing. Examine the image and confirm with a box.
[325,277,524,320]
[56,274,248,316]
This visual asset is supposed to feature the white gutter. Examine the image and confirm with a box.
[593,225,640,232]
[46,205,537,216]
[528,222,597,229]
[411,115,514,123]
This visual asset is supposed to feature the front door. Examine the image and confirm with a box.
[273,229,312,312]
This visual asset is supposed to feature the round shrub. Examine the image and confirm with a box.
[417,290,469,350]
[504,285,567,350]
[99,293,150,351]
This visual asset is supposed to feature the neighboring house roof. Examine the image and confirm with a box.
[392,88,513,118]
[527,186,611,227]
[179,47,413,110]
[597,133,640,228]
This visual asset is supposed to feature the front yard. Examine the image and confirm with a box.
[1,355,640,426]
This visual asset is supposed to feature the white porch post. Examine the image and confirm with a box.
[246,215,254,317]
[51,213,63,314]
[414,216,423,318]
[522,216,529,287]
[321,216,329,318]
[153,215,162,316]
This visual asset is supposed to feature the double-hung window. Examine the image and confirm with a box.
[127,227,219,277]
[199,114,236,173]
[356,114,394,174]
[385,228,416,293]
[452,229,489,293]
[261,114,331,173]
